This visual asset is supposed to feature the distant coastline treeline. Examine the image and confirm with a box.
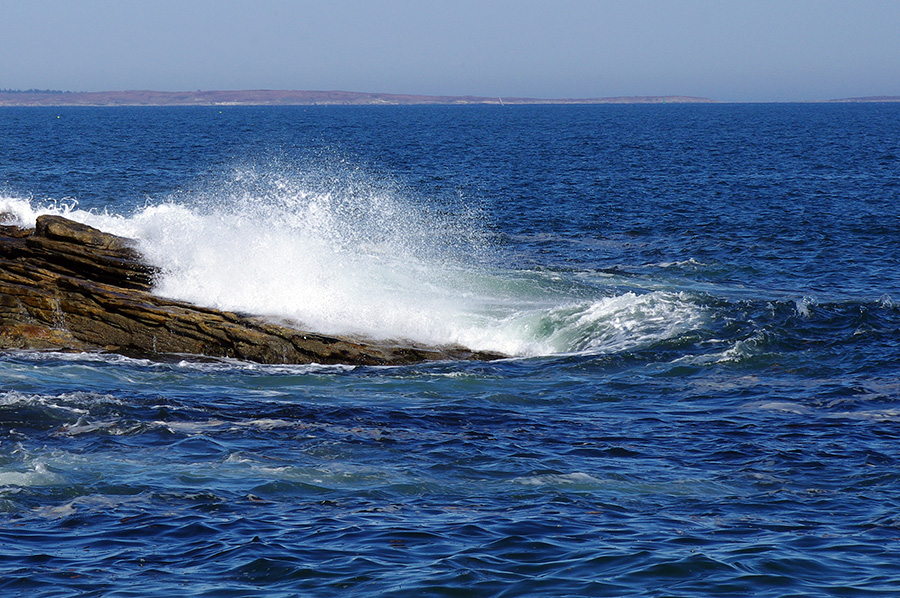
[0,89,898,106]
[0,89,72,94]
[0,89,716,107]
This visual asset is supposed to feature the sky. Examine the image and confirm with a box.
[1,0,899,102]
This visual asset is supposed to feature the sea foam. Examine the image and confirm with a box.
[1,165,705,356]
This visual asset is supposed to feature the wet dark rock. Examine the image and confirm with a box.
[0,215,505,365]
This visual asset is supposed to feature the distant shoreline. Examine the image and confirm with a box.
[0,90,715,107]
[0,90,897,107]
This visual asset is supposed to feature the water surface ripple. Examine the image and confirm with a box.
[1,104,900,596]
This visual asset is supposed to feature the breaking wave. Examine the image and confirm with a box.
[1,164,705,356]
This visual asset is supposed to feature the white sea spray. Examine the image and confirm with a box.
[1,169,706,357]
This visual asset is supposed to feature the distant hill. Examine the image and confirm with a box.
[0,89,715,107]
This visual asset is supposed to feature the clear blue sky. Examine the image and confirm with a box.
[2,0,898,102]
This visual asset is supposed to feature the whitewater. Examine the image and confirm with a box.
[0,164,704,358]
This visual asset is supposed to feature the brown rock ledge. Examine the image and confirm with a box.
[0,215,504,365]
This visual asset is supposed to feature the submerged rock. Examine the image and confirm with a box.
[0,215,504,365]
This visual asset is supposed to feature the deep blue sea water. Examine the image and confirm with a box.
[1,103,900,596]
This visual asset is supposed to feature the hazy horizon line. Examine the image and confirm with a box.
[1,88,899,105]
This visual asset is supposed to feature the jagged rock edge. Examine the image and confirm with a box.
[0,215,505,365]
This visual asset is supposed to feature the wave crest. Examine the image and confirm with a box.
[1,165,705,357]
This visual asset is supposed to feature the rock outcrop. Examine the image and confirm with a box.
[0,215,504,365]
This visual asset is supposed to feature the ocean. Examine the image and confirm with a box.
[1,103,899,596]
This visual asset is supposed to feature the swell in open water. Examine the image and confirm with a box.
[1,104,900,596]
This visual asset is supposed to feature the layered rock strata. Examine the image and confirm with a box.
[0,215,503,365]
